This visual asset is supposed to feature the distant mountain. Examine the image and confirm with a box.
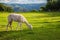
[5,3,47,12]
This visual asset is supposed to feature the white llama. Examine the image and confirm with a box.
[7,13,32,31]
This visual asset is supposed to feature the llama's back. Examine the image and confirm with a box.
[8,13,27,22]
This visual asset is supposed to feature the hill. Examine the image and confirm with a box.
[5,3,47,12]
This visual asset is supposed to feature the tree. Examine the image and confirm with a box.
[0,3,5,11]
[0,3,14,12]
[39,7,46,11]
[31,9,38,12]
[45,0,60,11]
[6,6,14,12]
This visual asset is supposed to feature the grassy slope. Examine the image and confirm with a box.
[0,12,60,40]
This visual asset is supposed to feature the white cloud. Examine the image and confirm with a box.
[0,0,10,3]
[0,0,47,4]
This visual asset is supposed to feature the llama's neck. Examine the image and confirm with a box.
[24,21,29,26]
[24,21,32,30]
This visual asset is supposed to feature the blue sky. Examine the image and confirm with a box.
[0,0,47,4]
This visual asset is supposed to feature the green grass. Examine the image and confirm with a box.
[0,12,60,40]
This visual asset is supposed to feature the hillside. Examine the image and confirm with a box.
[5,3,47,12]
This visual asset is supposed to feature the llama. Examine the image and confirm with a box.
[7,13,32,31]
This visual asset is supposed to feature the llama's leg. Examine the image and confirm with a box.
[16,22,19,30]
[7,17,12,31]
[9,21,12,31]
[6,22,9,31]
[16,22,22,30]
[19,23,22,30]
[6,21,12,31]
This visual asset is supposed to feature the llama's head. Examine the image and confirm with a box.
[28,24,33,30]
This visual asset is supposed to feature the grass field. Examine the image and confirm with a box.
[0,12,60,40]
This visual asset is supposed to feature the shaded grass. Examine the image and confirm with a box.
[0,12,60,40]
[0,27,59,40]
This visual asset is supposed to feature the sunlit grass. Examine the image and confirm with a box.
[0,12,60,40]
[0,12,60,30]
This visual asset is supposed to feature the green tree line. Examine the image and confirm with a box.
[0,3,13,12]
